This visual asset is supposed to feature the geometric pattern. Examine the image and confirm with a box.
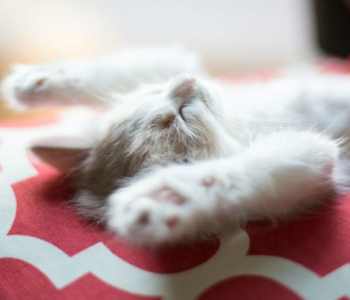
[2,68,350,299]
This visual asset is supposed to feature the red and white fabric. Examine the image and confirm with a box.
[1,60,350,300]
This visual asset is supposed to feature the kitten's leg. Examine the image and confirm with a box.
[107,130,338,245]
[282,70,350,137]
[1,44,205,110]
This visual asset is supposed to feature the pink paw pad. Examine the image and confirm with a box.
[36,78,47,87]
[165,216,180,227]
[136,210,150,225]
[155,189,187,205]
[202,176,215,187]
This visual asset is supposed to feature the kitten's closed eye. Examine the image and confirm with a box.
[179,105,187,121]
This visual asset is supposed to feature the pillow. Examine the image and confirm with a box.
[1,61,350,300]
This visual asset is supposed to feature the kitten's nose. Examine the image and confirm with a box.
[168,74,196,104]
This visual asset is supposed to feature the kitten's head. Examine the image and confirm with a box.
[33,74,238,199]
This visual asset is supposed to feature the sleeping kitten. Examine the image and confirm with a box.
[2,45,350,245]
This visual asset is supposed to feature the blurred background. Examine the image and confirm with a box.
[0,0,349,119]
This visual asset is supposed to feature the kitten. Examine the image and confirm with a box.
[2,44,350,245]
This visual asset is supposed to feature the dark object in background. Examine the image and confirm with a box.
[313,0,350,57]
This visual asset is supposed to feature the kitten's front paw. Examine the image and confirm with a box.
[1,63,77,110]
[107,169,214,245]
[108,188,193,245]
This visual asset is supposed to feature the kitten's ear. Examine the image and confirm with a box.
[168,74,196,101]
[30,136,92,173]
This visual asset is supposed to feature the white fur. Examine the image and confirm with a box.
[2,45,350,245]
[108,130,338,245]
[1,44,204,110]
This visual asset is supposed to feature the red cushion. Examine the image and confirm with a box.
[1,60,350,300]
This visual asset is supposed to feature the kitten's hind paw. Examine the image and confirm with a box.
[1,63,78,110]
